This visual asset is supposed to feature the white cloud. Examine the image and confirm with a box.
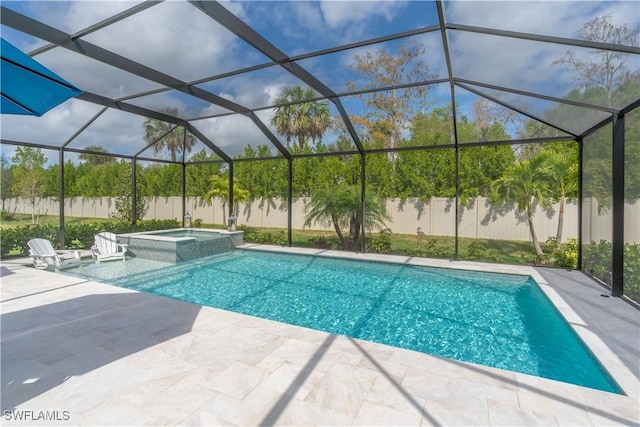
[47,1,141,34]
[80,1,246,83]
[1,99,102,145]
[319,1,406,28]
[67,107,147,156]
[190,115,273,156]
[35,47,163,99]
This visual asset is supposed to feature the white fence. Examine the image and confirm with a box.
[4,196,639,244]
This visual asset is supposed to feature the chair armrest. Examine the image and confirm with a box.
[117,243,128,253]
[55,249,82,260]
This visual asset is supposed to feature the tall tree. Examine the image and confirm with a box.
[11,147,46,224]
[138,162,182,197]
[554,14,639,107]
[143,109,197,161]
[78,146,115,166]
[471,99,518,142]
[185,150,224,197]
[0,153,14,211]
[270,86,332,149]
[346,40,435,157]
[112,161,148,223]
[235,145,288,200]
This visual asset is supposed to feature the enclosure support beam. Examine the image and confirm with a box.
[576,137,583,269]
[182,162,187,227]
[131,160,137,232]
[611,114,625,296]
[288,158,293,247]
[360,154,366,253]
[437,0,460,260]
[228,162,234,229]
[58,149,65,249]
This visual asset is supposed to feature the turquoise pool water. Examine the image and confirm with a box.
[63,250,622,394]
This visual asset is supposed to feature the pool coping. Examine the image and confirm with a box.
[118,227,244,242]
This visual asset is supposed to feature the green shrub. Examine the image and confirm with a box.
[583,240,612,283]
[244,230,286,246]
[582,240,639,301]
[0,219,180,257]
[546,238,578,269]
[466,241,487,260]
[406,240,451,259]
[369,229,392,254]
[308,236,331,249]
[1,210,15,221]
[0,223,60,256]
[623,243,640,300]
[137,219,180,232]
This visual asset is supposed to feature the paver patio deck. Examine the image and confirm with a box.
[1,246,638,426]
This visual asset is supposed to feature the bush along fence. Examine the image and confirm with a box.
[0,219,180,257]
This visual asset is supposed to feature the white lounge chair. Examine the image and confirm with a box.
[91,232,128,263]
[27,238,81,270]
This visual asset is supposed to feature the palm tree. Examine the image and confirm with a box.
[544,147,578,243]
[304,186,390,248]
[204,175,250,226]
[492,155,552,258]
[143,108,197,162]
[270,86,332,149]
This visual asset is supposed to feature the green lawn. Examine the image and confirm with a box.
[239,225,542,266]
[0,214,114,229]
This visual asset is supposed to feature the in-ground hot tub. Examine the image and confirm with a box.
[117,228,243,263]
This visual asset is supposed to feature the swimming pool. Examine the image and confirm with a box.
[63,250,622,394]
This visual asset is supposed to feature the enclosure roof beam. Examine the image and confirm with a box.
[29,1,163,56]
[457,82,579,138]
[61,107,108,149]
[454,78,619,114]
[621,99,640,116]
[447,23,640,54]
[76,92,185,125]
[133,125,179,158]
[184,123,233,164]
[249,113,292,160]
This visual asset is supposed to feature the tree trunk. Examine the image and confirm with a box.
[30,197,36,225]
[555,194,565,243]
[349,215,360,243]
[221,202,227,228]
[527,206,544,257]
[331,214,344,243]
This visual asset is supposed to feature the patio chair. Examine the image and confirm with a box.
[91,232,128,263]
[27,238,81,270]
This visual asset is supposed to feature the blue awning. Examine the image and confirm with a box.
[1,38,83,116]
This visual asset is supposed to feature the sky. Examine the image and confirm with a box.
[1,0,639,163]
